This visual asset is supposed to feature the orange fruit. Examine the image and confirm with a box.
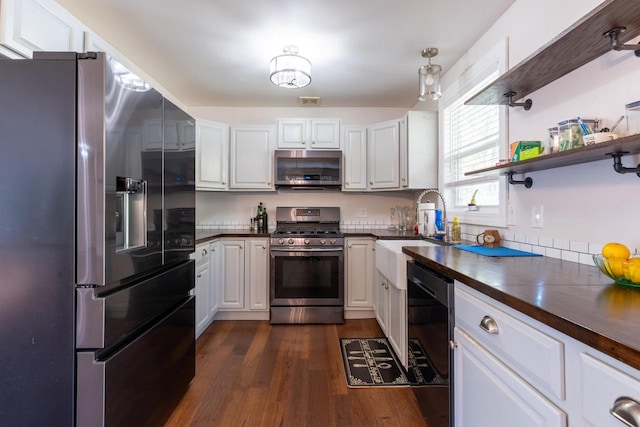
[606,258,626,277]
[623,258,640,281]
[602,243,630,260]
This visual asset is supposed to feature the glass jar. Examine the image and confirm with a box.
[626,100,640,136]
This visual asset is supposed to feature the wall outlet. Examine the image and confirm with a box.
[508,204,517,226]
[356,208,367,218]
[531,205,543,228]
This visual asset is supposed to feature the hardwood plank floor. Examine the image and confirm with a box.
[164,319,429,427]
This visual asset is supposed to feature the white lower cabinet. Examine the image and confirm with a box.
[345,238,374,313]
[454,328,567,427]
[374,272,388,333]
[194,242,217,338]
[387,282,407,368]
[454,281,640,427]
[213,237,269,319]
[373,270,408,368]
[580,352,640,426]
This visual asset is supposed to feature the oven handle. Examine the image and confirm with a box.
[270,247,344,252]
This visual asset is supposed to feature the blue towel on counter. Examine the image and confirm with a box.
[453,245,542,257]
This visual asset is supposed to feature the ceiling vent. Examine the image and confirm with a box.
[298,96,321,106]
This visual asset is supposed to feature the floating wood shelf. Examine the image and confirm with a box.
[465,134,640,178]
[465,0,640,107]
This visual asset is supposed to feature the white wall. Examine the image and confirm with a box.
[441,0,640,254]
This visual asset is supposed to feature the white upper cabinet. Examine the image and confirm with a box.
[277,118,341,150]
[0,0,84,57]
[367,119,400,190]
[399,111,438,189]
[196,120,229,191]
[342,126,367,191]
[229,125,275,190]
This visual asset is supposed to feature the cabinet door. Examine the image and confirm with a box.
[217,240,245,309]
[368,120,400,190]
[387,284,407,369]
[580,352,640,427]
[401,111,438,189]
[196,120,229,190]
[342,126,367,191]
[454,328,567,427]
[229,125,274,190]
[374,272,388,333]
[310,119,340,149]
[276,119,306,149]
[194,259,211,338]
[0,0,84,58]
[247,239,269,311]
[345,238,374,309]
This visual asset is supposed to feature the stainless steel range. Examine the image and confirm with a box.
[270,207,345,324]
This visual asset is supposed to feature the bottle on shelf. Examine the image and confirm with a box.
[262,204,268,233]
[256,202,263,233]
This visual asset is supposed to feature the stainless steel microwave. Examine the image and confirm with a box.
[274,149,342,189]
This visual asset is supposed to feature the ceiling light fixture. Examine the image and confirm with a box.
[418,47,442,101]
[270,45,311,89]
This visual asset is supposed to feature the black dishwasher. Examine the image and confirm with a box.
[407,260,454,427]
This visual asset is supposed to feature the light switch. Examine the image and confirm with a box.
[531,205,543,228]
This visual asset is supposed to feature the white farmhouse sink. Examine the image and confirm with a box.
[375,240,437,290]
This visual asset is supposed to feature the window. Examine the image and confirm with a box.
[439,39,508,227]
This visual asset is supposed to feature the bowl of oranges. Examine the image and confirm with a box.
[593,242,640,288]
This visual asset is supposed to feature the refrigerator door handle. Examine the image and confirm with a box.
[76,288,105,350]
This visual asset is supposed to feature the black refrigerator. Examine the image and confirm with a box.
[0,52,196,426]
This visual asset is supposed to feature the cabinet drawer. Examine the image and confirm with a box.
[580,352,640,427]
[193,243,211,264]
[455,286,565,400]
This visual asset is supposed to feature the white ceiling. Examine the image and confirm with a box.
[58,0,515,108]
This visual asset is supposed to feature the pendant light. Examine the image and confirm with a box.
[418,47,441,101]
[270,45,312,89]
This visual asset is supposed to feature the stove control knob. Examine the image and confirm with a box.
[278,239,285,245]
[330,239,336,245]
[320,239,326,245]
[304,239,310,245]
[288,238,294,245]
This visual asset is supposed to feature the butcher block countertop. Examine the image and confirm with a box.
[402,245,640,371]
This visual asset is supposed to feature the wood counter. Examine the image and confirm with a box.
[402,245,640,371]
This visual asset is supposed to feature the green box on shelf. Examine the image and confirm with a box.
[510,141,542,162]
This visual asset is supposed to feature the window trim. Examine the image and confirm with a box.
[438,38,509,228]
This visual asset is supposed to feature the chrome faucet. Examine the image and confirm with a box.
[416,188,448,241]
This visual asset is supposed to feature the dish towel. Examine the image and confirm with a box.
[454,245,542,257]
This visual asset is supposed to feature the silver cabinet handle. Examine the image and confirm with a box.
[262,245,266,249]
[348,244,353,248]
[611,397,640,427]
[197,273,202,279]
[312,140,316,144]
[479,315,499,334]
[449,340,458,349]
[370,181,373,185]
[202,249,208,256]
[222,181,226,185]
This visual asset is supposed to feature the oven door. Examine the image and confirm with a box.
[270,248,344,307]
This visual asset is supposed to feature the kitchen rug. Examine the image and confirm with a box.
[453,245,542,257]
[339,338,446,387]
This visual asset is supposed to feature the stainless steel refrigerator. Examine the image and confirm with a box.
[0,52,196,426]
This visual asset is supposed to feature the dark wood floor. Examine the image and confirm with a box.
[164,319,429,426]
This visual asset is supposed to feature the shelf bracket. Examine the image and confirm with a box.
[503,91,532,111]
[607,152,640,177]
[507,172,533,188]
[603,27,640,57]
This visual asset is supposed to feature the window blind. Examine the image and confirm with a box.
[442,71,500,208]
